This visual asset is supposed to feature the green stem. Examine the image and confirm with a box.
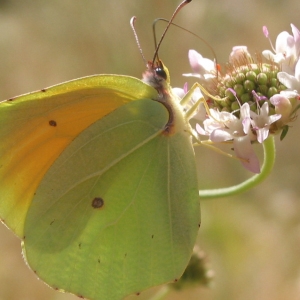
[199,136,275,199]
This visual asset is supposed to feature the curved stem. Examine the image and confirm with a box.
[199,136,275,199]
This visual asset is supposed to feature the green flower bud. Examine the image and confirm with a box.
[235,72,246,83]
[270,78,278,87]
[212,62,287,114]
[231,101,240,111]
[257,73,268,85]
[225,89,236,101]
[234,84,245,97]
[246,71,256,81]
[258,85,268,95]
[244,80,256,92]
[240,93,251,103]
[268,87,278,98]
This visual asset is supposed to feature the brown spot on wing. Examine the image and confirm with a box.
[92,197,104,209]
[49,120,57,127]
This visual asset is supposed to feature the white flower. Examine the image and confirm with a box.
[250,102,281,143]
[196,103,260,173]
[263,24,300,74]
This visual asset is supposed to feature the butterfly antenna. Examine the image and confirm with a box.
[152,0,192,64]
[130,16,147,66]
[153,18,220,76]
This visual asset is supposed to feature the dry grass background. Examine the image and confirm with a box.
[0,0,300,299]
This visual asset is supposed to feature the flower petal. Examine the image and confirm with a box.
[196,123,207,136]
[233,136,260,173]
[210,128,233,142]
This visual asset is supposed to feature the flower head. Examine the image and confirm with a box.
[184,24,300,173]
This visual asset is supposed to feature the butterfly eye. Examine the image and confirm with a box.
[155,67,167,80]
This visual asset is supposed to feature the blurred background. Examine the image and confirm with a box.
[0,0,300,299]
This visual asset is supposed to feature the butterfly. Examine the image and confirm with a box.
[0,1,200,300]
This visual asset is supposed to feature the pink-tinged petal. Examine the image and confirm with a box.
[291,24,300,38]
[196,123,207,136]
[188,49,203,73]
[270,93,292,124]
[210,128,233,142]
[200,58,215,73]
[233,136,260,173]
[229,46,251,64]
[280,90,299,98]
[277,72,292,87]
[256,128,269,143]
[262,49,276,61]
[188,49,215,75]
[291,24,300,47]
[262,50,286,64]
[260,102,269,117]
[242,117,251,134]
[204,121,222,133]
[183,82,188,94]
[240,104,251,134]
[268,114,282,124]
[215,110,236,123]
[270,94,291,107]
[276,31,292,54]
[240,103,251,118]
[286,35,295,51]
[277,71,300,90]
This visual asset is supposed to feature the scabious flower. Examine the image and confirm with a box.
[183,24,300,173]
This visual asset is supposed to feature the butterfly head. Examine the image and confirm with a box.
[142,60,171,91]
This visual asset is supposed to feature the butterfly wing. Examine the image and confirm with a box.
[23,97,200,300]
[0,75,158,237]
